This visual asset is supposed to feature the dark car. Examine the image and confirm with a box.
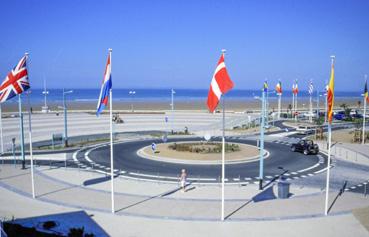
[334,113,346,120]
[290,140,319,155]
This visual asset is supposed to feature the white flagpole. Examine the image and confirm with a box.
[363,75,368,144]
[221,95,225,221]
[309,92,313,123]
[25,53,35,199]
[221,49,226,221]
[278,93,281,119]
[324,124,332,215]
[295,90,298,122]
[324,55,335,216]
[0,104,3,154]
[292,91,295,119]
[109,48,115,214]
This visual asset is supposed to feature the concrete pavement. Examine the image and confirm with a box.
[0,162,369,236]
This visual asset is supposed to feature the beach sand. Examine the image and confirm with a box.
[0,97,363,113]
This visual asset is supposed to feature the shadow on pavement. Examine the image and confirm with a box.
[225,186,277,220]
[116,183,193,213]
[83,175,119,186]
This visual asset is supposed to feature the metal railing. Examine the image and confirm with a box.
[0,220,8,237]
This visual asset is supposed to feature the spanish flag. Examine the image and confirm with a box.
[327,59,335,124]
[364,79,369,103]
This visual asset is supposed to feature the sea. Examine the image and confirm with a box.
[7,89,363,104]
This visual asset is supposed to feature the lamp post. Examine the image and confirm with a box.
[62,89,73,147]
[170,89,175,134]
[129,90,136,112]
[42,79,49,113]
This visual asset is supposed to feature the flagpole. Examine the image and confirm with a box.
[309,91,313,123]
[363,75,368,144]
[171,89,174,134]
[278,92,281,119]
[324,55,335,216]
[24,53,35,198]
[109,48,115,214]
[18,94,26,169]
[259,88,265,190]
[221,49,226,221]
[295,88,298,122]
[0,104,3,154]
[292,90,295,119]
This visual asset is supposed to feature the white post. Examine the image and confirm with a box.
[278,93,281,119]
[309,93,313,123]
[109,49,115,214]
[292,92,295,119]
[0,104,3,154]
[221,95,225,221]
[220,49,226,221]
[295,92,298,122]
[171,89,175,133]
[363,75,368,144]
[25,53,35,199]
[324,55,335,216]
[324,124,332,215]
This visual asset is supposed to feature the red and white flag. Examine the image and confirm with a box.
[207,53,234,112]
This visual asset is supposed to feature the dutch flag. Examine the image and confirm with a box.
[96,52,112,116]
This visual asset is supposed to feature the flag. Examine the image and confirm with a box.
[275,81,282,94]
[96,53,112,116]
[308,81,314,95]
[327,61,335,124]
[292,80,299,95]
[364,79,369,103]
[0,56,30,103]
[207,53,234,112]
[263,81,268,92]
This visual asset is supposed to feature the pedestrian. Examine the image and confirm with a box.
[179,169,187,192]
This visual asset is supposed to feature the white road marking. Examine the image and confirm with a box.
[297,163,320,173]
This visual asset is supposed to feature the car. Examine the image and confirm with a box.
[290,139,319,155]
[334,113,346,120]
[296,126,314,135]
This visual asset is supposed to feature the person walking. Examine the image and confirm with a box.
[179,169,187,192]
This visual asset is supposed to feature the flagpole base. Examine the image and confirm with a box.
[259,179,263,190]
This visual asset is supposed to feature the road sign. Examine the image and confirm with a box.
[162,134,168,143]
[151,143,156,152]
[204,134,211,141]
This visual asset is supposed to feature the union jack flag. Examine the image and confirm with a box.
[0,55,30,103]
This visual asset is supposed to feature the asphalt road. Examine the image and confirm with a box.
[83,136,326,183]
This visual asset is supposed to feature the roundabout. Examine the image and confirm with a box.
[74,136,329,184]
[137,141,268,165]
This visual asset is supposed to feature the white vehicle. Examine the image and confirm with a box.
[296,125,315,135]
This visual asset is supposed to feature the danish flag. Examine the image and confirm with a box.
[207,53,234,112]
[292,80,298,95]
[0,56,30,103]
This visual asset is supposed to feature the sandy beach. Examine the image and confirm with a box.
[0,97,364,113]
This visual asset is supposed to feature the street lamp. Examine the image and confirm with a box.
[129,91,136,112]
[170,89,175,133]
[62,89,73,147]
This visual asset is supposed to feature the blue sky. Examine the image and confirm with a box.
[0,0,368,91]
